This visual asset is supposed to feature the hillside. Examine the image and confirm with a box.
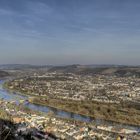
[0,64,52,70]
[48,65,140,77]
[0,70,9,78]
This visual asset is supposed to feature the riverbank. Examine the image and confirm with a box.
[29,97,140,126]
[1,80,140,139]
[4,80,140,126]
[1,100,139,140]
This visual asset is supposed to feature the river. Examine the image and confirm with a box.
[0,80,140,132]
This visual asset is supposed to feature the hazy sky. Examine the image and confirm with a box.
[0,0,140,65]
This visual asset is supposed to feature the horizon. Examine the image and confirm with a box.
[0,63,140,67]
[0,0,140,65]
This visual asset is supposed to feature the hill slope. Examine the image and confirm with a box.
[48,65,140,77]
[0,70,9,77]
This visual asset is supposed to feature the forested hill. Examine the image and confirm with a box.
[0,70,9,78]
[48,65,140,77]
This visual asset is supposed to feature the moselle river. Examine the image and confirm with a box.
[0,80,140,132]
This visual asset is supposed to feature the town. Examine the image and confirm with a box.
[2,70,140,140]
[0,99,139,140]
[6,73,140,103]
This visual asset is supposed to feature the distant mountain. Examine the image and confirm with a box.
[48,65,140,77]
[0,64,52,70]
[48,64,81,73]
[1,64,140,77]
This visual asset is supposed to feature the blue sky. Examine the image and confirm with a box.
[0,0,140,65]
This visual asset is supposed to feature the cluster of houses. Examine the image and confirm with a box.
[3,72,140,139]
[7,73,140,103]
[0,100,139,140]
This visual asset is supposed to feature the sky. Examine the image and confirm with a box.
[0,0,140,65]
